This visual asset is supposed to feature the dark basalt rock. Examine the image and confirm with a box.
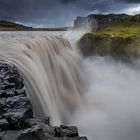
[0,127,88,140]
[0,123,88,140]
[0,119,9,130]
[5,95,31,109]
[0,63,24,90]
[0,63,33,130]
[0,90,15,98]
[0,63,88,140]
[0,98,6,109]
[26,117,50,126]
[59,125,79,137]
[3,107,33,129]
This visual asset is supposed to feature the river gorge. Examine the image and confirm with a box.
[0,30,139,140]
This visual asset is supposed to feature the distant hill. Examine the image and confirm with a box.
[0,20,70,31]
[0,20,33,31]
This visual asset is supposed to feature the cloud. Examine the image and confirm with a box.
[122,4,140,15]
[119,0,140,3]
[0,0,140,27]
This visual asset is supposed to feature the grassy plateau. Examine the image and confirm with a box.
[95,21,140,37]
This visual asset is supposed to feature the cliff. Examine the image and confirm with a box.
[77,14,140,59]
[79,33,140,59]
[74,14,140,29]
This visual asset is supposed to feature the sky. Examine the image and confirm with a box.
[0,0,140,27]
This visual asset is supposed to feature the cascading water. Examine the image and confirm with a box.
[0,31,140,140]
[0,35,85,125]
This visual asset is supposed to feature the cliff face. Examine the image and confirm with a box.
[79,33,140,59]
[74,14,140,29]
[77,14,140,59]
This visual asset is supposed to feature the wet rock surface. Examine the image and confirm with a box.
[0,63,33,130]
[0,63,87,140]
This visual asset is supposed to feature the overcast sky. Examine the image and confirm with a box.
[0,0,140,27]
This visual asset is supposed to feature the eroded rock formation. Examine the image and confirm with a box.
[78,33,140,60]
[74,14,140,29]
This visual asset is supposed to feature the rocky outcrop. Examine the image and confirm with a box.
[78,33,140,59]
[0,63,33,130]
[74,14,140,29]
[0,119,88,140]
[0,63,87,140]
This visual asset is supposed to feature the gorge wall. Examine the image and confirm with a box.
[78,33,140,59]
[76,14,140,59]
[74,14,140,29]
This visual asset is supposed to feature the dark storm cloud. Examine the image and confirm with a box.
[120,0,140,3]
[0,0,140,27]
[59,0,79,4]
[0,0,83,27]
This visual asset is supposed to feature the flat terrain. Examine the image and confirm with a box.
[0,20,70,31]
[95,21,140,37]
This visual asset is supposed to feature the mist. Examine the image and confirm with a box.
[70,56,140,140]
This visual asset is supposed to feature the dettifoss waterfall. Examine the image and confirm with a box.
[0,35,85,125]
[0,32,140,140]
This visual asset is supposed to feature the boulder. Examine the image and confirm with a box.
[3,107,33,129]
[5,95,31,109]
[0,124,88,140]
[26,117,50,126]
[59,125,79,137]
[0,119,9,130]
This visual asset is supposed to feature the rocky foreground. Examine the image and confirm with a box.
[0,63,87,140]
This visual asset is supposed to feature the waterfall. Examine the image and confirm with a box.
[0,35,85,125]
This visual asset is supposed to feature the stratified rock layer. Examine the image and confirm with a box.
[74,14,140,29]
[79,33,140,60]
[0,63,87,140]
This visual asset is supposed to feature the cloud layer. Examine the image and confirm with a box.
[0,0,140,27]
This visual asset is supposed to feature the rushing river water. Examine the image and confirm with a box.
[0,31,140,140]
